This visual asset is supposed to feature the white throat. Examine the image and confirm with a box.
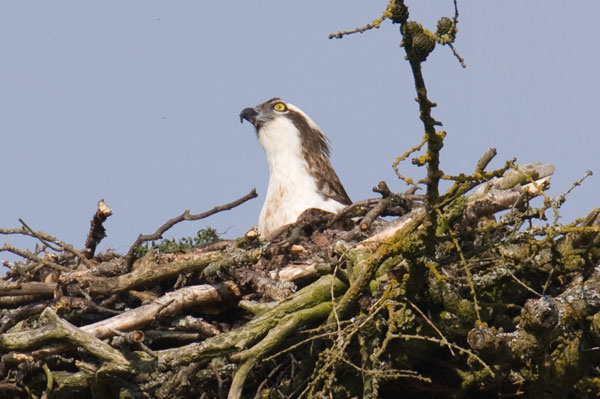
[257,118,345,236]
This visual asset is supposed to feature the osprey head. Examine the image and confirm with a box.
[239,97,292,130]
[239,97,351,236]
[239,97,331,161]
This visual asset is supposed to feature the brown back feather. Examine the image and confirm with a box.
[286,110,352,205]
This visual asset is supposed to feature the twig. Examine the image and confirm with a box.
[552,170,593,210]
[394,333,494,378]
[448,43,466,68]
[448,0,466,68]
[61,247,261,297]
[328,13,387,39]
[4,308,132,372]
[474,148,497,174]
[328,0,409,40]
[408,300,455,356]
[252,362,284,399]
[18,219,61,252]
[15,219,93,268]
[373,181,393,198]
[326,198,381,228]
[263,331,338,363]
[0,244,70,272]
[124,188,257,267]
[392,136,426,189]
[441,157,515,209]
[341,199,389,242]
[327,193,422,230]
[438,208,481,322]
[508,272,542,297]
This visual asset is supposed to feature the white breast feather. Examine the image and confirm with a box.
[257,116,345,236]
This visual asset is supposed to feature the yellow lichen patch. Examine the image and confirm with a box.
[414,154,430,166]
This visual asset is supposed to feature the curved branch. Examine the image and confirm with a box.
[124,188,257,267]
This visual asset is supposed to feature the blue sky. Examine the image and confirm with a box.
[1,1,598,262]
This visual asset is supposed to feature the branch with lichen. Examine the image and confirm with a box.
[328,0,402,39]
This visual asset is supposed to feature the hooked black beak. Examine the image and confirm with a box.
[239,107,259,125]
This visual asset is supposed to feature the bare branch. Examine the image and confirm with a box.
[124,188,258,267]
[82,282,241,339]
[2,220,94,268]
[474,148,497,174]
[84,199,113,259]
[0,243,70,272]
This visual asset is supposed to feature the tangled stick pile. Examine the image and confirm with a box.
[1,157,598,398]
[2,1,599,397]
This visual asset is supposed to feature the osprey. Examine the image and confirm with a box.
[240,98,351,236]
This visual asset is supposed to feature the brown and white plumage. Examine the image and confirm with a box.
[240,97,351,236]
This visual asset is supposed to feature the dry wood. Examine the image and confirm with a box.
[82,282,241,339]
[84,199,113,258]
[123,188,257,267]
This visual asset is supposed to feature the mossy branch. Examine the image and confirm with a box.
[157,275,347,369]
[1,308,131,374]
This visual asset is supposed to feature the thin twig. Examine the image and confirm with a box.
[408,300,455,356]
[18,219,61,252]
[328,11,388,39]
[18,219,93,268]
[252,362,284,399]
[394,333,494,377]
[508,272,542,297]
[439,209,481,322]
[392,136,426,188]
[449,0,466,68]
[124,188,258,267]
[453,0,459,21]
[552,170,593,210]
[0,243,70,272]
[448,43,466,68]
[326,198,384,228]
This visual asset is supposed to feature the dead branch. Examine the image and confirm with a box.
[0,308,131,374]
[475,148,497,174]
[342,198,389,242]
[0,281,56,297]
[0,158,597,398]
[124,188,257,267]
[19,218,94,268]
[61,248,261,297]
[84,199,113,258]
[157,275,347,369]
[0,2,597,397]
[169,315,221,337]
[0,243,69,272]
[82,282,241,339]
[0,295,44,308]
[228,302,333,399]
[274,262,319,283]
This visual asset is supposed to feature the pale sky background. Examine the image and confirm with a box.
[1,1,598,265]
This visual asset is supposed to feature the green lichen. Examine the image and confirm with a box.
[134,226,219,257]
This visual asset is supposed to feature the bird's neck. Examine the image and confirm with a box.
[258,119,309,184]
[255,117,345,235]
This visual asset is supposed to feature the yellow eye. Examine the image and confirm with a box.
[273,102,287,112]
